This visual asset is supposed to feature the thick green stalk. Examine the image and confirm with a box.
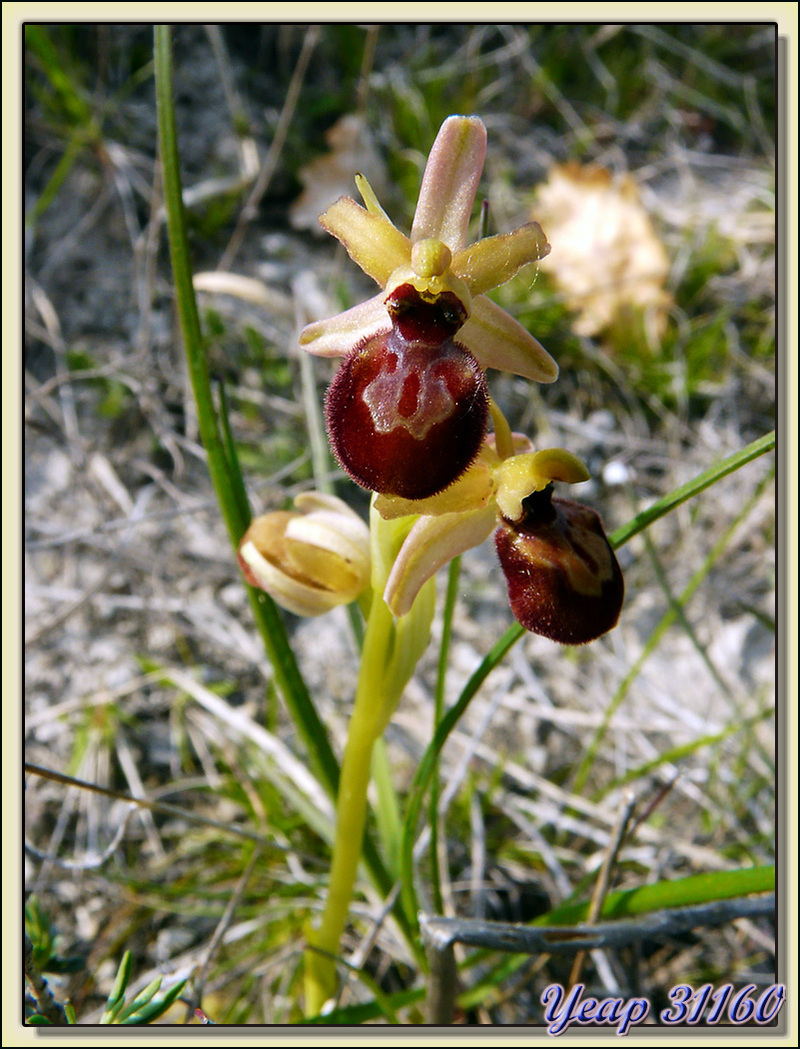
[304,594,395,1015]
[305,505,434,1014]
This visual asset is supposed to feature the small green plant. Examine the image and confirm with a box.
[26,944,186,1026]
[25,896,84,980]
[99,951,187,1025]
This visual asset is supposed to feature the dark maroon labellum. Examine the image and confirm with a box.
[495,492,624,644]
[325,287,488,499]
[386,283,468,344]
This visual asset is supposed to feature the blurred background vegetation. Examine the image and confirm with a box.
[25,23,776,1024]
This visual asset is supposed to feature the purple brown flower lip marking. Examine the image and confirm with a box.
[495,489,625,645]
[324,284,489,499]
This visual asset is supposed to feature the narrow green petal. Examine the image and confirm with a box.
[410,116,487,252]
[453,222,550,296]
[495,449,590,521]
[384,507,496,617]
[319,196,410,286]
[461,297,559,383]
[299,293,389,357]
[355,172,391,220]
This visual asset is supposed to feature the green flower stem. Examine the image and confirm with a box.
[305,505,435,1015]
[429,555,461,917]
[304,593,395,1015]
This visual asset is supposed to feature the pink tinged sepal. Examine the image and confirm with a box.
[495,493,624,645]
[410,115,487,252]
[385,505,497,617]
[299,293,389,358]
[461,297,559,383]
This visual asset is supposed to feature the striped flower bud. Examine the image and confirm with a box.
[237,493,370,616]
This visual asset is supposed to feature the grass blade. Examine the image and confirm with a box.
[154,25,339,792]
[609,430,775,550]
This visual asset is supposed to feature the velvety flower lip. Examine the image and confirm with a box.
[381,433,624,645]
[299,115,558,386]
[323,312,490,499]
[495,493,624,644]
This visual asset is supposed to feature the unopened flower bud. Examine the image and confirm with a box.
[237,493,370,616]
[495,488,624,645]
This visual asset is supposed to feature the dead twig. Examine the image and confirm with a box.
[24,762,285,851]
[420,894,775,957]
[184,844,264,1022]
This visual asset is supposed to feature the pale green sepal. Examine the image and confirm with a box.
[384,506,497,617]
[299,293,390,357]
[319,196,410,286]
[453,222,550,295]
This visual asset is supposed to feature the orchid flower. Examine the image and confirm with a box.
[299,115,558,500]
[378,417,624,645]
[283,117,623,1014]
